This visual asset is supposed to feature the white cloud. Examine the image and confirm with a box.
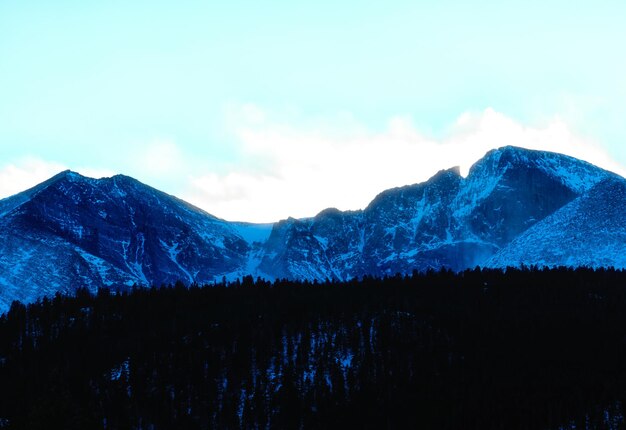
[183,105,626,223]
[448,108,625,177]
[132,139,185,176]
[0,158,67,199]
[2,108,623,224]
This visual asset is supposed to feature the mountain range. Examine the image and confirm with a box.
[1,145,624,311]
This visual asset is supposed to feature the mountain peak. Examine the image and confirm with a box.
[1,170,87,205]
[427,166,462,182]
[110,173,135,181]
[50,169,84,182]
[448,165,461,176]
[108,173,143,190]
[491,145,526,154]
[479,145,533,167]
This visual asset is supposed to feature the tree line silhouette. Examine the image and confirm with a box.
[1,267,626,429]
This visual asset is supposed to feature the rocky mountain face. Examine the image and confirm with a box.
[259,146,618,279]
[0,146,624,310]
[0,172,252,310]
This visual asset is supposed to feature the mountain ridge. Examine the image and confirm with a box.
[1,145,624,310]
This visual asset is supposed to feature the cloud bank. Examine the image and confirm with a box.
[1,107,623,223]
[183,106,625,222]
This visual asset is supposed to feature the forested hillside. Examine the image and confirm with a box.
[1,268,626,429]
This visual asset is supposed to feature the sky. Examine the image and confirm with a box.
[1,0,625,222]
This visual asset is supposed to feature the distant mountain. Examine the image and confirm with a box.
[0,171,258,310]
[259,146,618,279]
[0,146,623,310]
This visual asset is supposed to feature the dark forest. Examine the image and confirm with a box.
[1,267,626,429]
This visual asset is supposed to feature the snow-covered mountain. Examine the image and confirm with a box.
[0,146,623,310]
[259,145,620,279]
[0,171,255,310]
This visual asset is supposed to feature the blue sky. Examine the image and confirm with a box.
[1,0,625,221]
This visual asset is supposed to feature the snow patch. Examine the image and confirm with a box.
[159,239,194,283]
[231,222,273,245]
